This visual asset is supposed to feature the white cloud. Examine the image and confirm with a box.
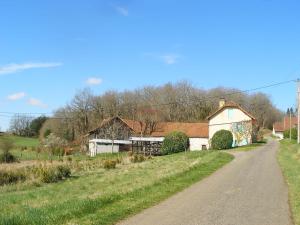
[28,98,47,108]
[7,92,26,101]
[114,5,129,16]
[144,53,181,65]
[0,62,62,75]
[160,54,181,65]
[86,77,103,85]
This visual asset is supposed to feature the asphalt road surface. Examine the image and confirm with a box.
[118,139,293,225]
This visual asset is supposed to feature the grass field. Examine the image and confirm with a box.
[0,150,233,225]
[278,139,300,225]
[0,135,39,147]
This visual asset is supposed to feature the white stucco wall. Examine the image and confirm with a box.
[272,128,284,139]
[89,142,119,156]
[209,108,253,147]
[189,138,209,151]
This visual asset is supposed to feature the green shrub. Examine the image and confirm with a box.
[40,167,58,183]
[161,131,189,155]
[44,129,52,138]
[0,139,17,163]
[0,170,26,185]
[0,151,17,163]
[56,165,71,179]
[283,128,298,140]
[130,154,146,163]
[103,160,117,169]
[39,165,71,183]
[211,130,233,150]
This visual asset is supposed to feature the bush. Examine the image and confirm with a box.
[51,147,64,156]
[56,165,71,179]
[161,131,189,155]
[130,154,146,163]
[0,138,17,163]
[39,165,71,183]
[211,130,233,150]
[44,129,52,138]
[0,151,17,163]
[0,170,26,185]
[103,159,117,169]
[283,128,298,140]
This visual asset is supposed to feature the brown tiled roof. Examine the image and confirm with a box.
[206,101,256,121]
[283,116,298,130]
[122,118,209,138]
[273,122,284,132]
[91,116,209,138]
[150,122,208,138]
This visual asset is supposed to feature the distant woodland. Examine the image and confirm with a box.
[9,81,283,141]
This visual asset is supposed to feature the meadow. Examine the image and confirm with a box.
[0,135,234,225]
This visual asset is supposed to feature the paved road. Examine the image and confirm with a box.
[118,139,293,225]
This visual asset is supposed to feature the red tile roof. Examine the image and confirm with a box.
[273,116,298,132]
[273,122,284,132]
[93,117,209,138]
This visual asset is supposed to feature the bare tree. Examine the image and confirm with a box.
[9,114,33,137]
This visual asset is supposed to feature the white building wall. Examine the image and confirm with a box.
[273,128,284,139]
[89,141,119,156]
[209,108,252,147]
[189,138,209,151]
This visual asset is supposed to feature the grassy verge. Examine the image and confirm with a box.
[278,140,300,225]
[228,141,267,152]
[278,139,300,225]
[0,151,233,225]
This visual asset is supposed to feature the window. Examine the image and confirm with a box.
[202,145,207,150]
[228,109,234,119]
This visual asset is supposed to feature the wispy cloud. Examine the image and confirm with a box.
[144,53,181,65]
[114,5,129,16]
[160,54,181,65]
[86,77,103,86]
[0,62,62,75]
[28,98,47,108]
[7,92,26,101]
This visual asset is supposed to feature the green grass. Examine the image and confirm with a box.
[0,135,43,161]
[0,135,39,148]
[227,140,267,152]
[278,139,300,225]
[0,151,233,225]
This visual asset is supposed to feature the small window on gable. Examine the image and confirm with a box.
[228,109,234,119]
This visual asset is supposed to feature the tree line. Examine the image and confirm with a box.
[9,81,283,141]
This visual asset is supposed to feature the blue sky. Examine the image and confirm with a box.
[0,0,300,130]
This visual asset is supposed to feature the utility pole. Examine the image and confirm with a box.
[298,79,300,144]
[290,108,292,141]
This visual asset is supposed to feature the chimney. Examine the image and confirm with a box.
[219,98,225,108]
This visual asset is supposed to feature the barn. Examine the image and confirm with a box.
[87,117,209,156]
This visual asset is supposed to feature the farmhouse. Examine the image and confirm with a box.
[88,99,256,156]
[207,99,256,146]
[272,116,298,139]
[88,117,209,156]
